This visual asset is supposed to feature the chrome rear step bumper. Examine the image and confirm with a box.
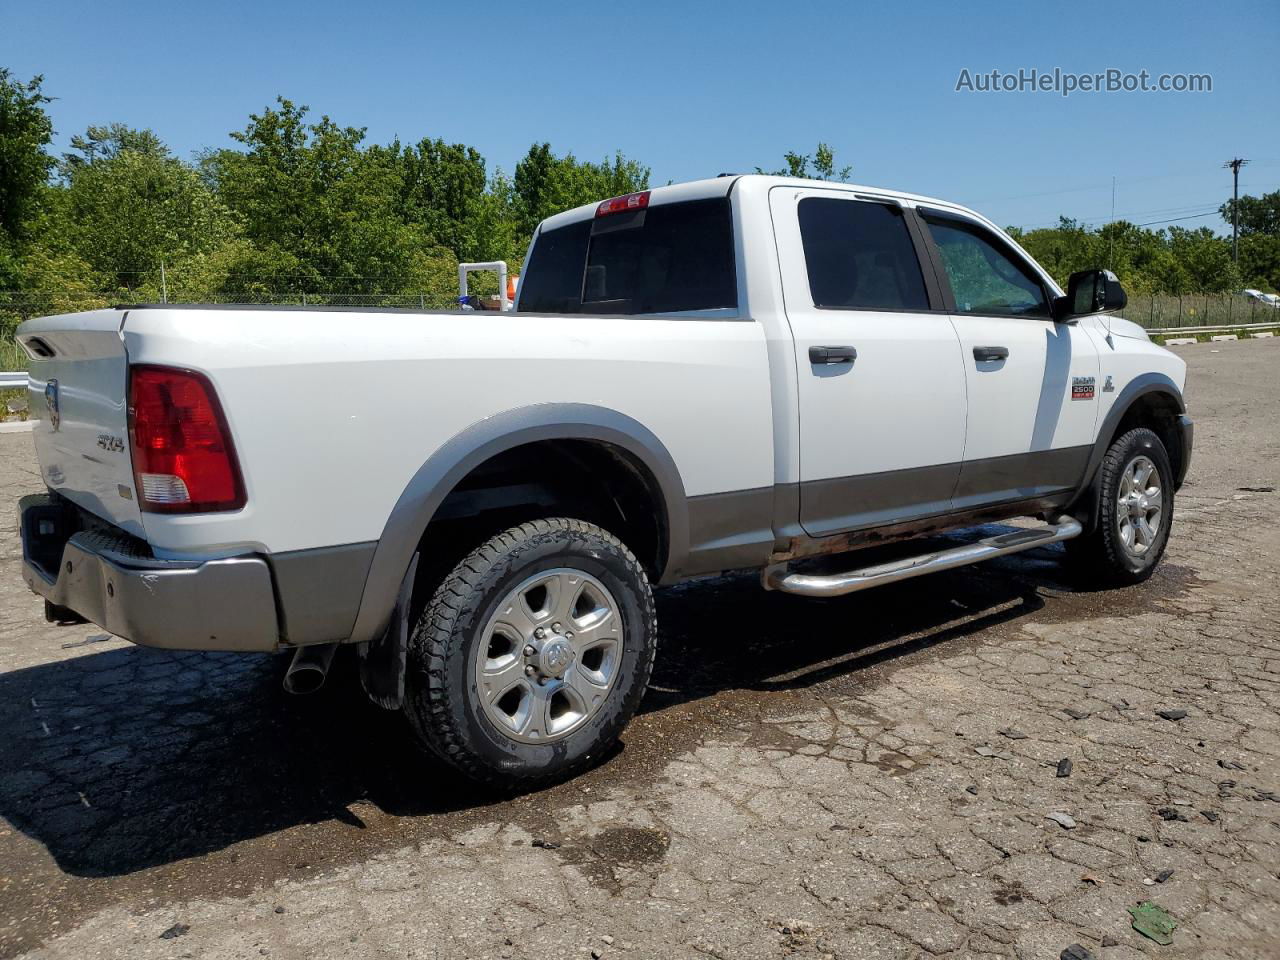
[763,517,1083,598]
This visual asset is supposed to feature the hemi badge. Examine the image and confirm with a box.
[1071,376,1096,400]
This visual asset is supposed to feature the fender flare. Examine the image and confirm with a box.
[346,403,689,645]
[1067,372,1186,528]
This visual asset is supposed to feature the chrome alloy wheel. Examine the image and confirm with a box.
[474,568,623,744]
[1117,454,1164,556]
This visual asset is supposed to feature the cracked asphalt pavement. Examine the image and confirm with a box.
[1,339,1278,959]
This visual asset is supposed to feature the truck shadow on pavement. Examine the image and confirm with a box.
[0,540,1156,879]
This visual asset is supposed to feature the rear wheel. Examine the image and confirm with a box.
[403,518,657,788]
[1065,427,1174,586]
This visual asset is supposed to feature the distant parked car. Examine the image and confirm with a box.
[1243,288,1280,307]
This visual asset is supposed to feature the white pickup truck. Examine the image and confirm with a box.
[15,175,1192,786]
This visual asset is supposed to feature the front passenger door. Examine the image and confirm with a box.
[918,210,1100,508]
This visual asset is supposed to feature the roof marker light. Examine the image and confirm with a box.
[596,190,650,217]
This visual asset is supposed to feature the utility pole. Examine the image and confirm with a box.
[159,260,168,304]
[1224,157,1249,264]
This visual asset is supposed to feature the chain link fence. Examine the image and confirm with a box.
[1130,292,1280,329]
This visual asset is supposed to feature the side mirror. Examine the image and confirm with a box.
[1054,269,1127,321]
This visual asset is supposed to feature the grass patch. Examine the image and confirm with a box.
[1,386,28,421]
[1,338,28,373]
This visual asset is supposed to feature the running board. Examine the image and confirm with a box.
[763,517,1083,598]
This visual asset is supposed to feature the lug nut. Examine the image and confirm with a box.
[552,622,563,632]
[524,644,537,657]
[525,665,536,676]
[565,631,574,639]
[534,627,546,639]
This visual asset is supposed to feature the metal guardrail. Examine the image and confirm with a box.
[1146,319,1280,335]
[0,371,28,390]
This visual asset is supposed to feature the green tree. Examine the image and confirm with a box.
[205,97,455,296]
[513,143,649,240]
[384,137,488,261]
[60,123,167,175]
[1238,233,1280,292]
[0,69,55,286]
[1016,217,1098,286]
[1166,226,1238,294]
[1220,190,1280,237]
[757,142,851,181]
[58,128,234,290]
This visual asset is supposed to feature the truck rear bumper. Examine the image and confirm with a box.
[18,494,279,652]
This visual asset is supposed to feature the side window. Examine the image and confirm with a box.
[924,217,1049,317]
[797,198,930,311]
[516,220,591,313]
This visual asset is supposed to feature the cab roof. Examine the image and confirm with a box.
[537,174,986,234]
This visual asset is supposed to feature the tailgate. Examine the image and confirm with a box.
[17,309,144,538]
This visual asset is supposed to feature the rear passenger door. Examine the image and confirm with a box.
[916,210,1100,508]
[770,188,968,538]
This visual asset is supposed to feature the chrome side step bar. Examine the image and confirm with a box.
[763,517,1083,598]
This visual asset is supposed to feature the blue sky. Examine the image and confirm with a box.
[4,0,1277,233]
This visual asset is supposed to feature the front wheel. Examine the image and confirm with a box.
[1065,427,1174,586]
[403,518,657,788]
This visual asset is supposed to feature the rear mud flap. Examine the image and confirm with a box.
[358,552,418,710]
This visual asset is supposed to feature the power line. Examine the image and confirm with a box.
[1133,211,1221,227]
[970,159,1280,206]
[1016,200,1225,231]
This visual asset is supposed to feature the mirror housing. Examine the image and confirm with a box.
[1054,269,1127,321]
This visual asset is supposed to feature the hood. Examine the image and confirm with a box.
[1102,315,1150,341]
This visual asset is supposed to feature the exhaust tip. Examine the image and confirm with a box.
[282,667,327,695]
[282,642,338,695]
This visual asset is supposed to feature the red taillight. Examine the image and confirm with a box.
[127,365,246,513]
[596,190,650,217]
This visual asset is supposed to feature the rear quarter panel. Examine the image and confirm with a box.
[121,308,774,558]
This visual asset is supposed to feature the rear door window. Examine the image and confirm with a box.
[797,198,930,311]
[518,198,737,315]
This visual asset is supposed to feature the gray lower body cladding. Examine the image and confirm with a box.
[269,542,376,644]
[681,444,1094,577]
[17,440,1119,653]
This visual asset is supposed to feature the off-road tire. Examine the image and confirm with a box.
[1065,427,1174,586]
[402,518,657,788]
